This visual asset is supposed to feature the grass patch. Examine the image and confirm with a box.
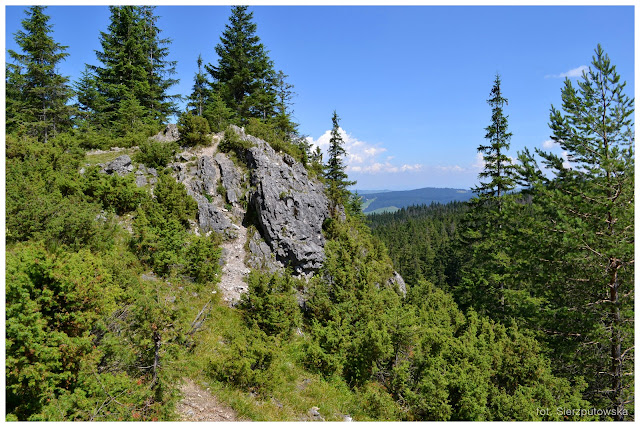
[170,298,379,421]
[84,148,139,166]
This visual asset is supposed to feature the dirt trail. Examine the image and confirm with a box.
[219,218,250,304]
[175,378,240,421]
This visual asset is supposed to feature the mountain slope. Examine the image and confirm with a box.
[360,187,473,213]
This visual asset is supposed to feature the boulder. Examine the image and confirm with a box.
[152,123,180,142]
[103,154,134,176]
[236,126,330,275]
[198,202,233,235]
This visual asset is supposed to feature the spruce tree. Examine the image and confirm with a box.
[475,73,516,208]
[139,5,179,121]
[517,45,634,419]
[206,6,276,122]
[456,74,516,315]
[82,6,177,130]
[324,111,355,210]
[187,54,207,116]
[272,70,298,139]
[6,6,73,142]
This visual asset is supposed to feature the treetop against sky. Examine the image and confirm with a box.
[4,4,634,189]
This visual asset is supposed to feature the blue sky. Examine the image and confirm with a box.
[4,4,635,190]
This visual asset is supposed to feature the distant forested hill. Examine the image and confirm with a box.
[359,187,473,214]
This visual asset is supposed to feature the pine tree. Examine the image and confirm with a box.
[6,6,73,142]
[206,6,276,123]
[518,45,634,419]
[324,111,355,210]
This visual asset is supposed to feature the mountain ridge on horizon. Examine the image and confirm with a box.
[358,186,474,214]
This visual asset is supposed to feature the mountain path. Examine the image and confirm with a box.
[175,378,240,421]
[218,216,250,304]
[185,133,250,304]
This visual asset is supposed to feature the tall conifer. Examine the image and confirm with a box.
[81,6,177,130]
[325,111,355,210]
[7,6,73,142]
[206,6,276,122]
[456,74,516,315]
[187,54,207,117]
[517,45,634,418]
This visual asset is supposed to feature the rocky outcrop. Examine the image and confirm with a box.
[215,153,244,205]
[152,123,180,142]
[246,229,283,273]
[388,271,407,296]
[193,156,219,197]
[232,126,330,275]
[198,203,234,235]
[135,164,158,187]
[102,154,134,176]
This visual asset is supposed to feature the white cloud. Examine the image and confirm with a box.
[307,128,421,175]
[542,139,557,149]
[472,152,485,171]
[545,65,588,79]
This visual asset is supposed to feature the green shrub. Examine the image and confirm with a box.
[238,271,302,337]
[184,234,222,285]
[178,112,211,147]
[83,167,148,215]
[219,126,255,154]
[207,327,280,392]
[135,139,177,169]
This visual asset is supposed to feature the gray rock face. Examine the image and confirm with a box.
[152,123,180,142]
[103,154,134,176]
[198,202,233,235]
[389,271,407,296]
[237,127,330,275]
[215,153,244,205]
[193,156,219,196]
[247,230,283,273]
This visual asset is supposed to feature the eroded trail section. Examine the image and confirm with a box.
[218,215,249,304]
[176,378,239,421]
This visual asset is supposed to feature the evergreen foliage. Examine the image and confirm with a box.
[177,112,211,147]
[187,54,207,116]
[206,6,275,122]
[514,45,634,419]
[475,73,516,204]
[4,5,634,420]
[324,111,356,209]
[6,6,74,142]
[456,74,517,315]
[79,6,178,132]
[134,139,178,169]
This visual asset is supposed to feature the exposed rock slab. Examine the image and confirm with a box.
[389,271,407,296]
[234,126,330,275]
[152,123,180,142]
[102,154,134,176]
[214,153,244,205]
